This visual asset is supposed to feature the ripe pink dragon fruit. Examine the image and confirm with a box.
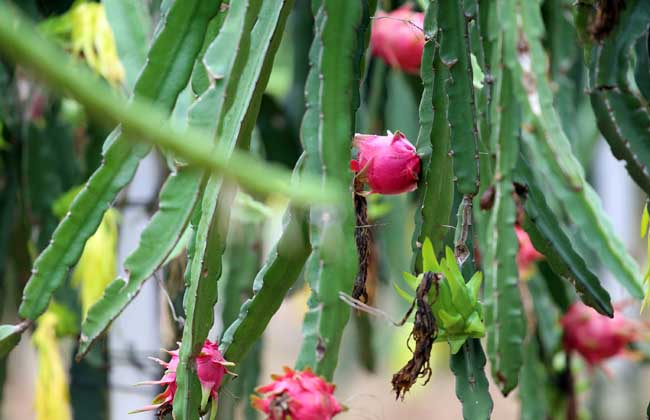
[132,340,234,414]
[251,367,343,420]
[515,225,543,276]
[370,6,426,74]
[561,302,640,366]
[350,130,420,195]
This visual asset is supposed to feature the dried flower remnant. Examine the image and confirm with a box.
[589,0,627,41]
[479,185,496,211]
[392,272,438,400]
[352,178,372,303]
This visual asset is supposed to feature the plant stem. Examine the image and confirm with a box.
[0,4,343,206]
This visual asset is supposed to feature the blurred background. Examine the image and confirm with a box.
[1,0,649,419]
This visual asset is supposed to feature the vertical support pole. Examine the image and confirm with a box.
[109,153,162,420]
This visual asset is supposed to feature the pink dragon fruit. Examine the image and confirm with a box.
[370,6,426,74]
[132,339,234,415]
[350,130,420,195]
[251,367,343,420]
[131,347,179,414]
[561,302,640,366]
[515,225,543,276]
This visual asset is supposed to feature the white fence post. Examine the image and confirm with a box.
[109,152,162,420]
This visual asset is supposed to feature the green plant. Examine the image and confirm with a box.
[0,0,648,419]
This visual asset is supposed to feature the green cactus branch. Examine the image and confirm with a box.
[439,0,481,196]
[508,0,644,299]
[174,1,294,418]
[11,0,222,326]
[451,338,493,420]
[515,157,613,316]
[0,4,343,207]
[221,205,310,364]
[1,0,648,417]
[412,2,454,269]
[483,63,526,396]
[77,0,235,359]
[77,167,205,358]
[305,0,366,379]
[479,0,527,396]
[586,0,650,195]
[295,4,326,373]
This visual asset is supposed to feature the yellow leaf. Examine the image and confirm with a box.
[72,208,119,317]
[641,203,650,312]
[41,2,125,85]
[32,307,72,420]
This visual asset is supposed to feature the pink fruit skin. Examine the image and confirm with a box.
[133,340,233,414]
[515,225,543,274]
[252,367,343,420]
[561,303,639,366]
[370,6,426,74]
[196,340,232,402]
[131,348,179,413]
[350,131,420,195]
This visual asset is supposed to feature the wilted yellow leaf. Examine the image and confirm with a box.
[71,3,125,84]
[73,208,119,317]
[40,2,125,85]
[641,203,650,312]
[32,307,73,420]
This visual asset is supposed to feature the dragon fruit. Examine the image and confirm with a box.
[251,367,343,420]
[350,130,420,195]
[515,225,543,276]
[370,6,426,74]
[132,339,234,415]
[561,302,640,366]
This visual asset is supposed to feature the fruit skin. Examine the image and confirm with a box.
[132,340,234,414]
[195,340,236,409]
[561,302,640,366]
[131,348,179,414]
[370,5,426,74]
[515,225,543,276]
[251,367,343,420]
[350,131,421,195]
